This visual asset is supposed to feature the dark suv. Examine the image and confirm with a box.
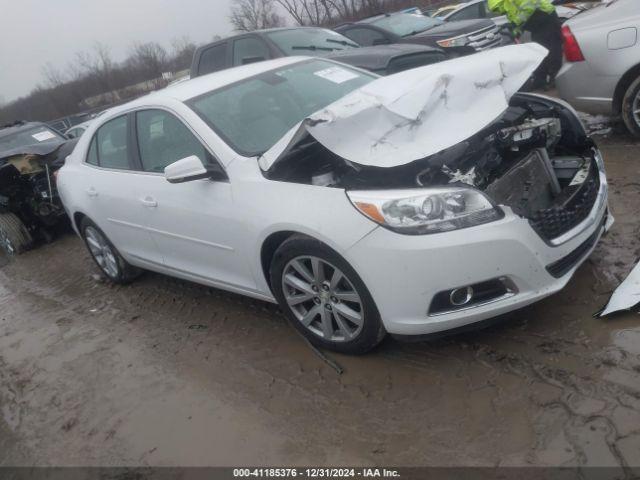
[335,11,506,55]
[190,27,446,78]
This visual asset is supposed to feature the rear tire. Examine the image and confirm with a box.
[621,75,640,138]
[270,235,386,355]
[0,213,33,256]
[80,217,141,284]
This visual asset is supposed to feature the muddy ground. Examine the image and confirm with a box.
[1,131,639,470]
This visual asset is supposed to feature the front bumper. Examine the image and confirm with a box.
[346,165,609,336]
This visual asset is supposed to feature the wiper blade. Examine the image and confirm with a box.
[326,38,359,48]
[291,45,336,52]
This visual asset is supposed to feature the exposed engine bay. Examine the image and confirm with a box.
[0,151,69,243]
[265,93,601,242]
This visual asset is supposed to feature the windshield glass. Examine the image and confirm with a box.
[188,59,375,156]
[371,13,443,37]
[0,126,63,153]
[266,28,360,56]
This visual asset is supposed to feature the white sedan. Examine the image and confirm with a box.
[57,48,610,353]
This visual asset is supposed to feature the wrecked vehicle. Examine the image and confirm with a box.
[56,44,610,354]
[0,121,76,255]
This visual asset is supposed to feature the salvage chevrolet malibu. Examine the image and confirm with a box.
[57,44,611,354]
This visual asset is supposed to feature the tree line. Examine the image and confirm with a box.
[0,37,197,125]
[230,0,447,31]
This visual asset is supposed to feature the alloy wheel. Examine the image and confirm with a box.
[85,226,119,278]
[281,255,364,342]
[633,89,640,129]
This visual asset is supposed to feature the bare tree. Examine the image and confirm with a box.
[41,62,67,88]
[229,0,285,31]
[129,42,169,80]
[274,0,336,25]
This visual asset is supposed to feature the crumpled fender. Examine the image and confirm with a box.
[260,43,547,171]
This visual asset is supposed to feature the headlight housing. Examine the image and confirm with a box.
[437,36,468,48]
[347,188,503,235]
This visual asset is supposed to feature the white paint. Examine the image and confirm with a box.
[301,44,547,168]
[56,52,612,340]
[598,261,640,317]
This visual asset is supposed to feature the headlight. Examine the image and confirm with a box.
[347,188,503,235]
[437,36,468,48]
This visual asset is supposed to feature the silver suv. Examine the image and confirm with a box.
[556,0,640,136]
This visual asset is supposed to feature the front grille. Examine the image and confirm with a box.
[529,161,600,242]
[466,25,502,51]
[546,214,606,278]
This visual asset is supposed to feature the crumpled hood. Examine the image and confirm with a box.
[260,43,547,170]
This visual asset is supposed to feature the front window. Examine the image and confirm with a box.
[0,126,64,152]
[266,28,359,56]
[188,59,374,156]
[370,13,443,37]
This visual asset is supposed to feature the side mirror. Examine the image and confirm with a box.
[164,155,225,183]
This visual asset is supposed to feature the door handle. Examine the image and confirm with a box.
[86,187,98,197]
[140,197,157,208]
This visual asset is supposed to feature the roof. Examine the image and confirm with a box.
[153,56,311,103]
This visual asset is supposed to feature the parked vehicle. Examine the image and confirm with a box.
[556,0,640,137]
[441,0,580,24]
[0,121,76,255]
[334,11,506,55]
[190,27,445,78]
[57,46,610,354]
[65,121,92,139]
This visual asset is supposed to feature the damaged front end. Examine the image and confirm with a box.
[261,44,607,251]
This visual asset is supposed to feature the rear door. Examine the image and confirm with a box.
[80,114,160,263]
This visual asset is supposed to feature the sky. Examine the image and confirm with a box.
[0,0,235,103]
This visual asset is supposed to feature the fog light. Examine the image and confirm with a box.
[450,286,474,306]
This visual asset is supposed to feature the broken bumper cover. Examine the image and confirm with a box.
[346,167,609,336]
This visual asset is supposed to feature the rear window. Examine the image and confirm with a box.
[187,59,374,156]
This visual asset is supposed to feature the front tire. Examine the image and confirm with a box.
[0,213,33,256]
[622,75,640,138]
[270,235,385,355]
[80,218,141,284]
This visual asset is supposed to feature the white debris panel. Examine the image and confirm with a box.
[302,43,547,168]
[598,260,640,317]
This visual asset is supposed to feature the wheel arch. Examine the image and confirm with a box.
[613,62,640,114]
[72,211,88,234]
[260,230,300,293]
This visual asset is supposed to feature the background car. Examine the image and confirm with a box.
[190,27,446,78]
[335,11,506,55]
[65,120,92,139]
[556,0,640,136]
[441,0,582,24]
[0,121,75,255]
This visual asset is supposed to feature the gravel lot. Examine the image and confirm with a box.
[1,129,639,470]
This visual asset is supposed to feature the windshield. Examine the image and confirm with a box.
[188,59,375,156]
[266,28,360,56]
[0,126,63,153]
[371,13,443,37]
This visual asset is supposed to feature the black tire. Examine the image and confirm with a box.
[622,75,640,138]
[80,217,141,284]
[270,235,386,355]
[0,213,33,256]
